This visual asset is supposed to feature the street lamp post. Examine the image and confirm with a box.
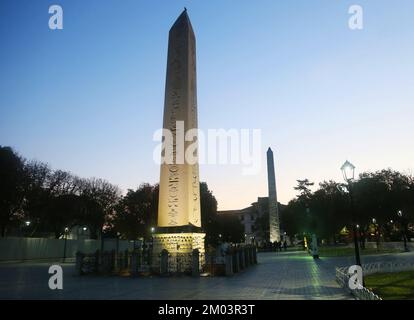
[372,218,380,250]
[115,232,121,271]
[22,220,31,237]
[100,227,104,252]
[63,227,69,263]
[398,210,409,252]
[341,160,362,267]
[116,232,121,254]
[147,227,155,266]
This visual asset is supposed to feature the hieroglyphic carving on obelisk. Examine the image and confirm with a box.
[158,9,201,228]
[267,147,281,242]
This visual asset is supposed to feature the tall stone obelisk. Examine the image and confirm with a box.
[152,9,205,273]
[267,147,281,243]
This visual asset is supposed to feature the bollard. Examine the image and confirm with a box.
[124,249,129,269]
[101,251,111,274]
[110,250,116,272]
[116,251,123,271]
[225,254,233,276]
[131,250,142,276]
[94,250,100,273]
[75,251,84,275]
[130,252,138,276]
[160,249,169,275]
[192,249,200,277]
[253,246,258,264]
[311,234,319,259]
[247,246,252,265]
[251,246,255,264]
[246,245,252,267]
[137,250,142,271]
[232,250,239,273]
[239,248,245,269]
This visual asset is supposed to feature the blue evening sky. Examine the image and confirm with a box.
[1,0,413,209]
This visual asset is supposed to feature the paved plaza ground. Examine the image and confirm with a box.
[1,251,414,300]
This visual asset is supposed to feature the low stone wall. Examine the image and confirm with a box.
[0,237,134,262]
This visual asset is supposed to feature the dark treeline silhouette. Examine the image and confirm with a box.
[110,181,243,245]
[0,146,121,238]
[0,146,244,244]
[281,172,414,244]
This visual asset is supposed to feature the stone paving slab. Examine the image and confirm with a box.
[1,251,413,300]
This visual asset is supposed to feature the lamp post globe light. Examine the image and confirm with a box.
[371,218,380,250]
[341,160,355,182]
[21,220,31,237]
[63,226,69,263]
[397,210,409,252]
[341,160,362,267]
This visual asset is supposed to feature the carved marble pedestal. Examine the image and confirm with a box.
[152,233,205,274]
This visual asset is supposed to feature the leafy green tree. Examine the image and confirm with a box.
[309,181,349,242]
[284,170,414,244]
[216,214,244,243]
[46,194,84,239]
[22,161,83,238]
[111,184,158,240]
[294,179,314,200]
[200,182,219,245]
[76,177,122,239]
[353,169,414,239]
[110,182,219,243]
[22,160,54,236]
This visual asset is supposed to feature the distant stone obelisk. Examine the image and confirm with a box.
[267,147,281,243]
[152,9,205,273]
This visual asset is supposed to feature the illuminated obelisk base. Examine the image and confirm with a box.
[152,232,205,274]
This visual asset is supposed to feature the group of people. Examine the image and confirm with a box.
[274,240,288,252]
[260,240,288,252]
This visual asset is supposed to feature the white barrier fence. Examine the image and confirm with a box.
[361,261,414,275]
[345,241,414,251]
[335,267,382,300]
[336,261,414,300]
[0,237,134,262]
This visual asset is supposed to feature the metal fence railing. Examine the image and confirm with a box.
[335,267,382,300]
[75,245,258,276]
[362,261,414,275]
[336,261,414,300]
